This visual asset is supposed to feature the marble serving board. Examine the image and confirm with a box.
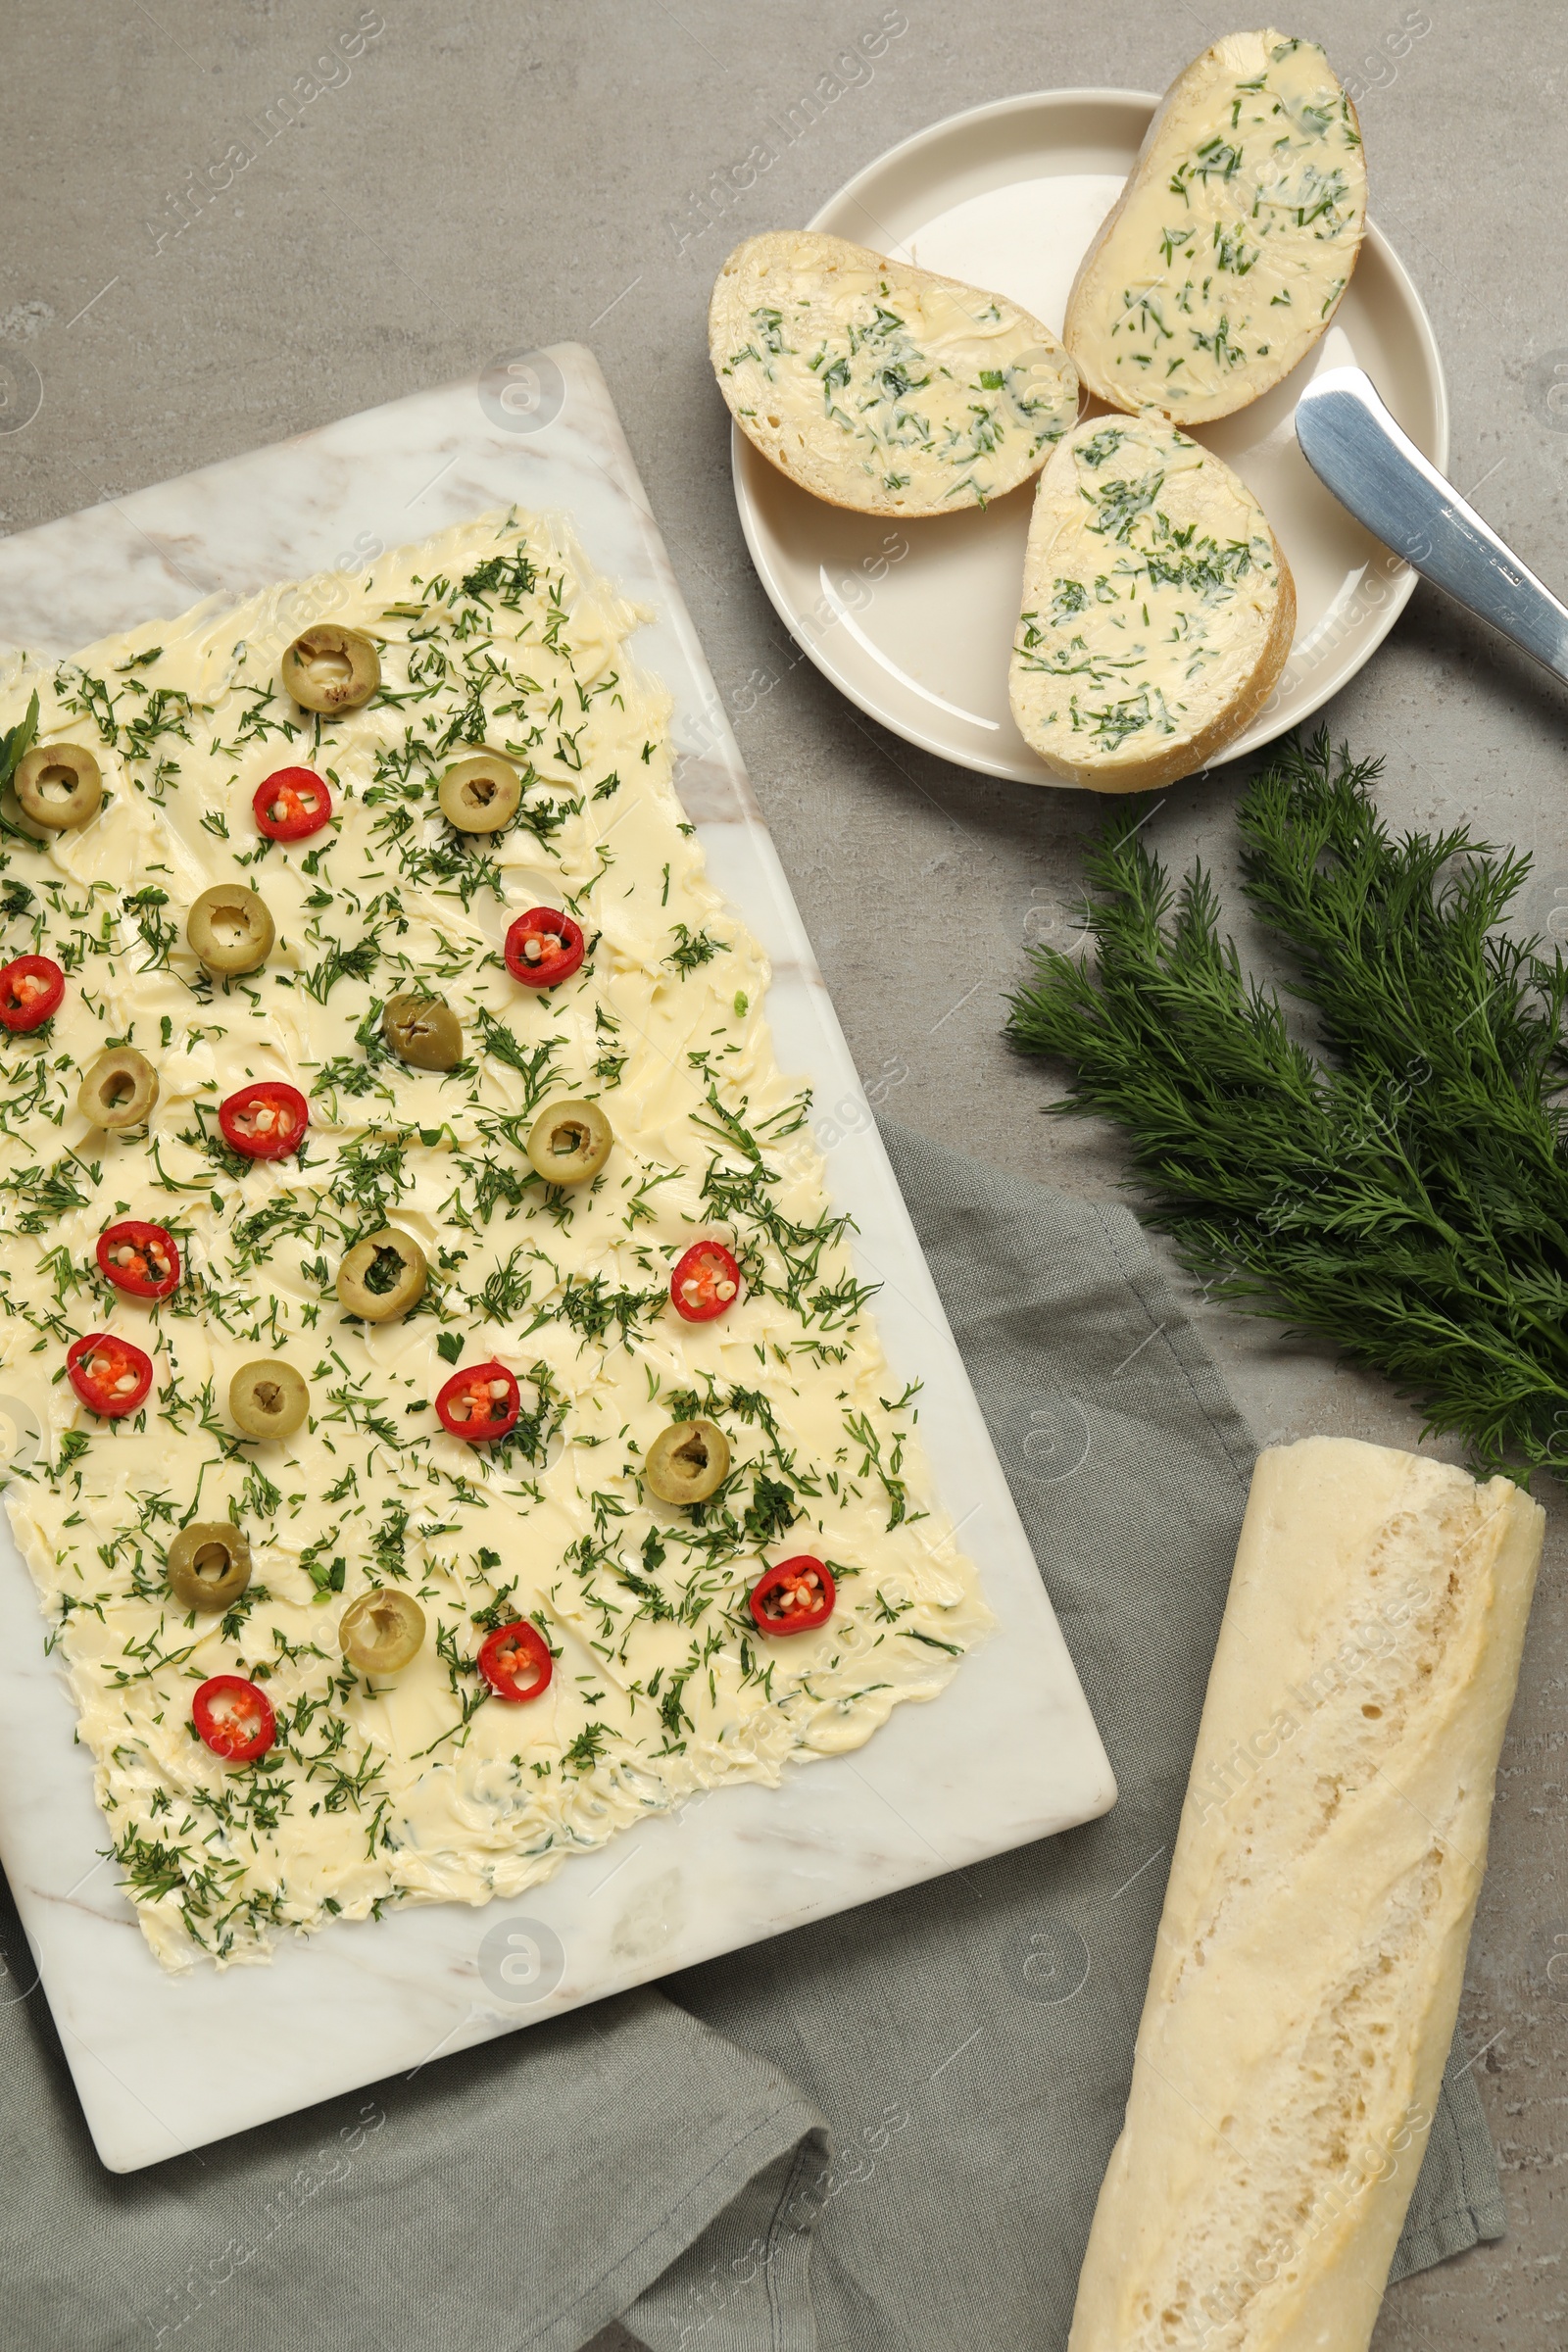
[0,346,1115,2173]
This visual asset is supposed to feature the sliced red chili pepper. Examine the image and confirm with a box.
[96,1220,181,1301]
[0,955,66,1033]
[192,1675,276,1764]
[218,1081,309,1161]
[435,1360,521,1443]
[477,1619,554,1703]
[253,765,332,843]
[504,907,585,990]
[670,1241,742,1323]
[67,1331,154,1419]
[750,1556,836,1637]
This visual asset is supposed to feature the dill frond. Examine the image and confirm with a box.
[1006,731,1568,1484]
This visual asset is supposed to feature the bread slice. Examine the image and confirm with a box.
[1069,1437,1544,2352]
[1009,413,1294,791]
[1066,30,1366,426]
[709,230,1079,516]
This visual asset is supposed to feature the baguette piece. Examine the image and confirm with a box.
[1009,413,1294,791]
[1069,1437,1544,2352]
[709,230,1078,515]
[1066,30,1366,426]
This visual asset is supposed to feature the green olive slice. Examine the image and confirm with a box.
[339,1588,426,1675]
[14,741,103,831]
[525,1099,612,1187]
[281,624,380,713]
[336,1227,428,1322]
[78,1047,159,1132]
[382,992,463,1071]
[188,883,274,976]
[644,1418,730,1506]
[229,1359,310,1441]
[167,1521,252,1613]
[438,752,522,834]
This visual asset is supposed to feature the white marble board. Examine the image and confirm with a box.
[0,346,1115,2173]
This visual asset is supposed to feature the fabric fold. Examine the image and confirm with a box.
[0,1923,822,2352]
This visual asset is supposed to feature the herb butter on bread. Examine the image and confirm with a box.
[710,230,1079,515]
[1066,30,1366,426]
[1069,1437,1544,2352]
[1009,414,1294,791]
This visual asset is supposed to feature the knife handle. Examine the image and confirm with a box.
[1295,366,1568,685]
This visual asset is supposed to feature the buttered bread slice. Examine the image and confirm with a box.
[1066,30,1366,425]
[1009,414,1294,791]
[710,230,1079,515]
[1069,1438,1544,2352]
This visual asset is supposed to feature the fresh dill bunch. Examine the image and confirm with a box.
[1005,730,1568,1486]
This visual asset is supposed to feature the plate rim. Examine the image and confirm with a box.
[730,84,1451,788]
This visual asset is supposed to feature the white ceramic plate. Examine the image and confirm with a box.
[730,90,1450,787]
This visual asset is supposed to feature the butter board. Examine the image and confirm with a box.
[0,347,1114,2171]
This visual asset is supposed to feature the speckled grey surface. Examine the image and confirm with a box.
[2,5,1564,2346]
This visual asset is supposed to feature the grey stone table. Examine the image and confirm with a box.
[3,4,1564,2345]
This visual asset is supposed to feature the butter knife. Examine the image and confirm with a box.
[1294,365,1568,685]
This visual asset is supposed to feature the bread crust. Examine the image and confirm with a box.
[1068,1438,1544,2352]
[710,229,1078,517]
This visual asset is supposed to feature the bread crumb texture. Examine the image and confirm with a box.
[709,230,1078,515]
[1069,1437,1543,2352]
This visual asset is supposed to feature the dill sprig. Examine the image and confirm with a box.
[303,936,378,1003]
[1005,731,1568,1485]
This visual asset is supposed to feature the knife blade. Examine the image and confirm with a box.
[1295,366,1568,686]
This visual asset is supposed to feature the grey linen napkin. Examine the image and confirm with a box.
[0,1121,1501,2352]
